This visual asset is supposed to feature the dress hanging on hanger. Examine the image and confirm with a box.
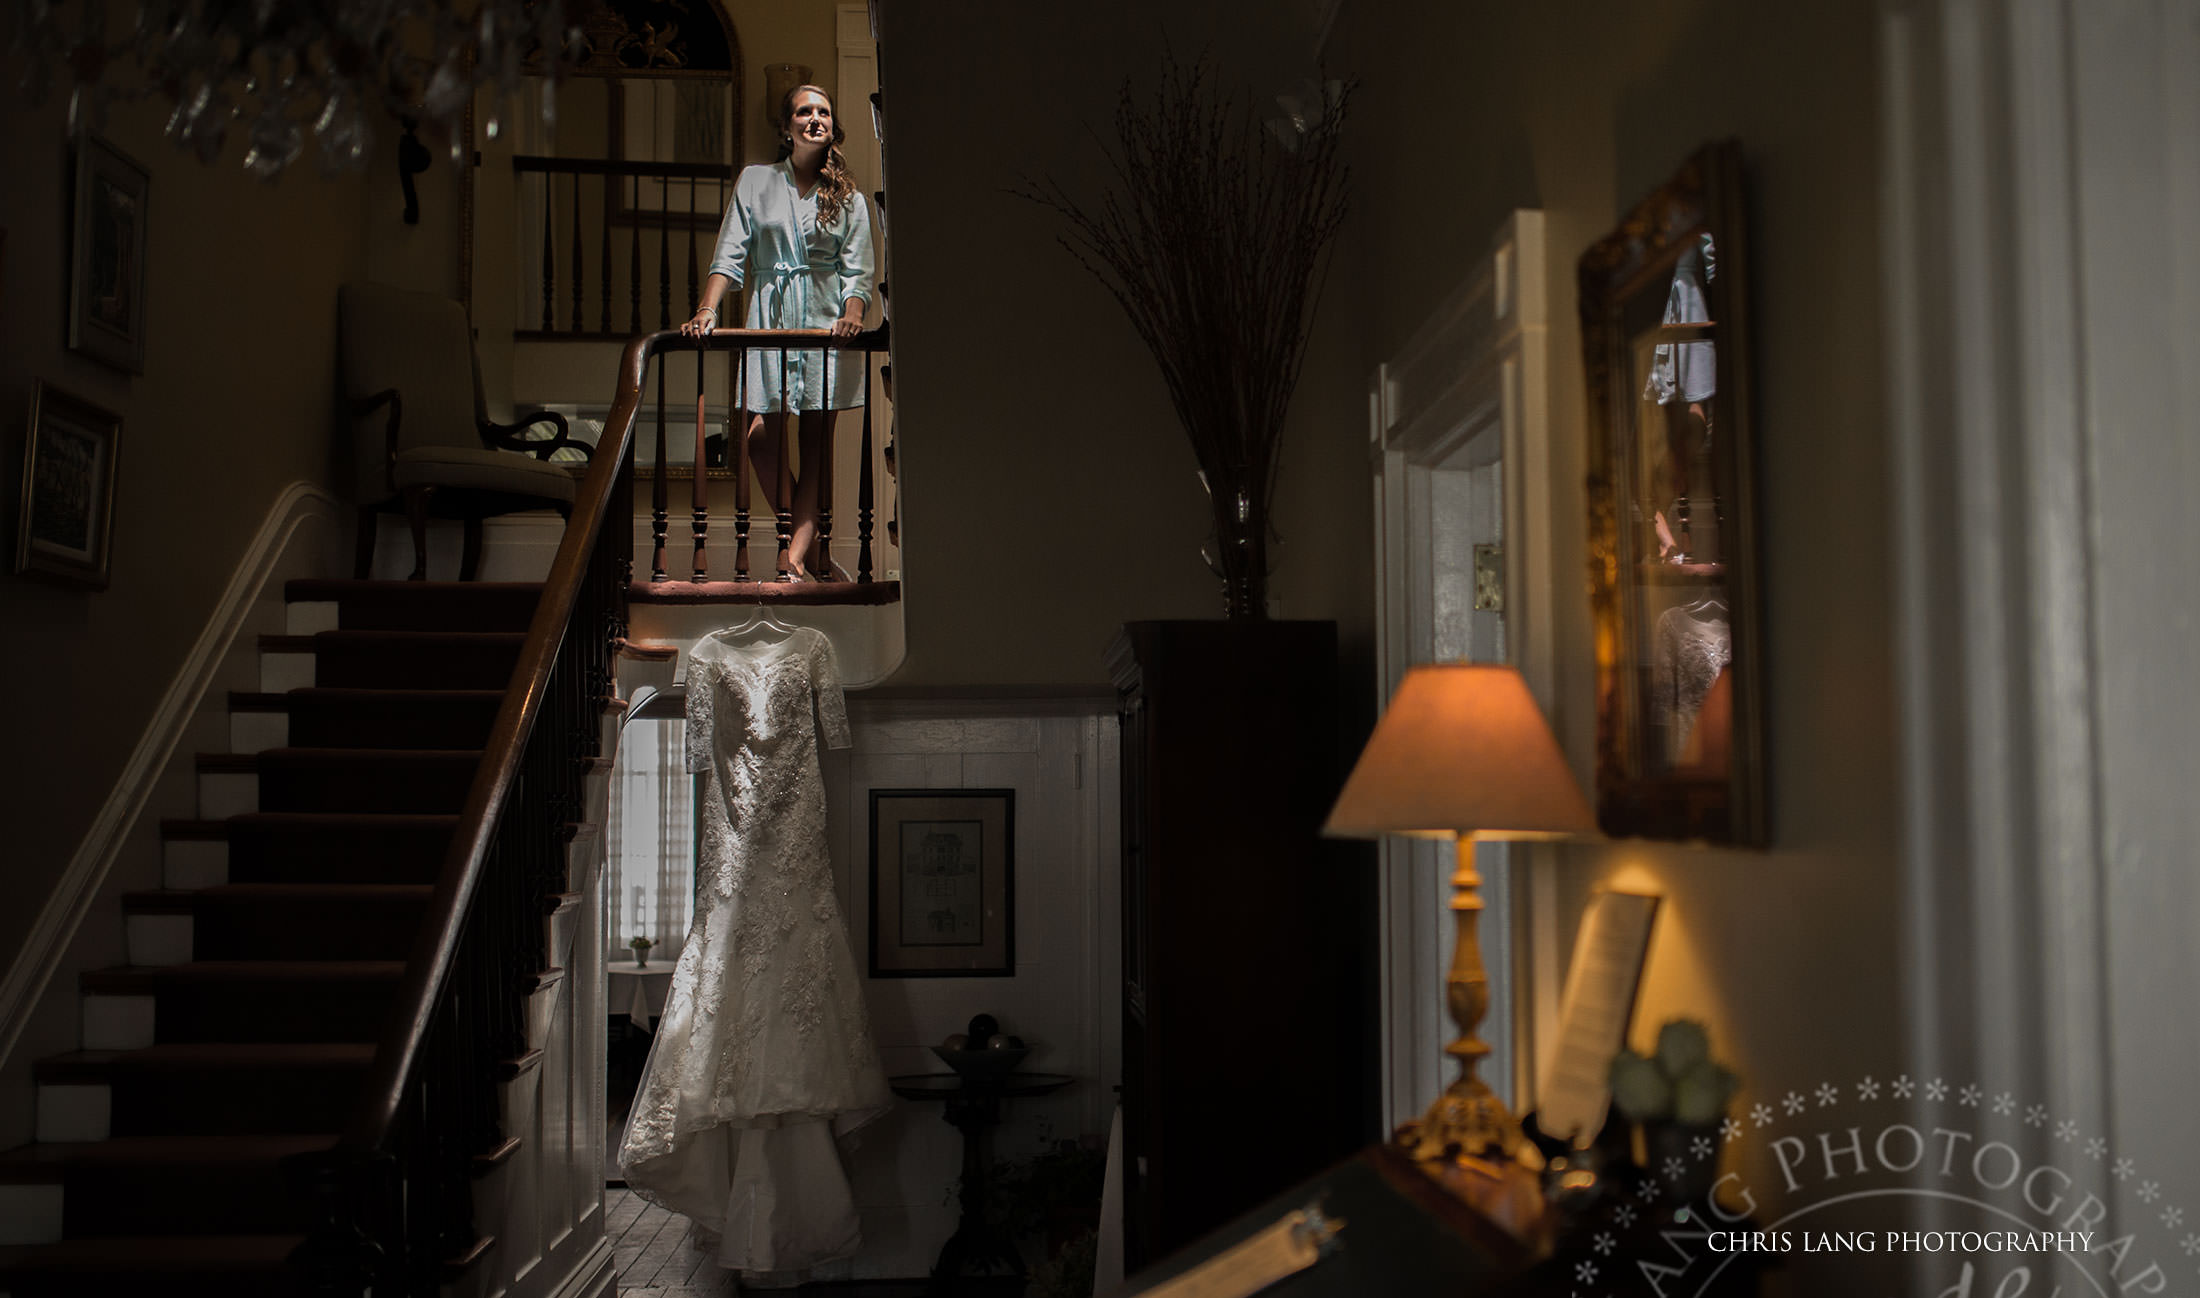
[1651,596,1731,766]
[620,624,889,1282]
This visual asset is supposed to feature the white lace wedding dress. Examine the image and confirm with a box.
[620,626,890,1283]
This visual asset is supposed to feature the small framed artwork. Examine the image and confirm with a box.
[15,381,123,589]
[69,135,150,374]
[868,788,1014,978]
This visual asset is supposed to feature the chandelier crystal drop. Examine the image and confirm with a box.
[5,0,573,178]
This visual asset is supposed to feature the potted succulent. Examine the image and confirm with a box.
[627,935,654,967]
[1609,1018,1739,1200]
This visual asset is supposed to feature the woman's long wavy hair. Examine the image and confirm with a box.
[775,84,857,228]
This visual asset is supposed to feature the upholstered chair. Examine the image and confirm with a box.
[338,282,591,580]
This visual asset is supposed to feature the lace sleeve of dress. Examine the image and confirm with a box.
[811,633,853,750]
[683,655,717,774]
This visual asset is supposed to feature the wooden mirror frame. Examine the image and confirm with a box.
[1578,139,1766,846]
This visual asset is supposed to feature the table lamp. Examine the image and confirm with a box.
[1324,664,1594,1169]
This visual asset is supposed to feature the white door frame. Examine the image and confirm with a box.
[1367,211,1555,1133]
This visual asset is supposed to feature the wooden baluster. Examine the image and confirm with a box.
[658,187,671,330]
[540,174,554,331]
[569,172,582,333]
[734,347,751,581]
[692,335,708,580]
[628,175,642,334]
[858,348,874,583]
[598,173,611,333]
[816,347,835,581]
[776,348,794,580]
[652,353,668,581]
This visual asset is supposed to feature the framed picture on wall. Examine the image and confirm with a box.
[15,381,123,589]
[68,135,150,374]
[868,789,1014,978]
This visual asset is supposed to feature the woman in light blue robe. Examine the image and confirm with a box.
[683,84,876,580]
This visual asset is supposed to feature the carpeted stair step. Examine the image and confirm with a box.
[0,1233,307,1298]
[35,1045,375,1137]
[284,578,542,633]
[0,1135,334,1237]
[224,749,483,815]
[175,813,458,885]
[272,630,524,690]
[257,687,506,750]
[81,963,404,1044]
[124,885,433,961]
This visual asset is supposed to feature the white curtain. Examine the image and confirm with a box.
[605,718,695,961]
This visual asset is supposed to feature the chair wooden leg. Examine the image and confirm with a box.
[460,516,484,582]
[402,486,435,581]
[354,507,378,579]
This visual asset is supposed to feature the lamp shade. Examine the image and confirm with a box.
[1325,664,1595,840]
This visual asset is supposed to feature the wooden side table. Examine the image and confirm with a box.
[890,1071,1073,1290]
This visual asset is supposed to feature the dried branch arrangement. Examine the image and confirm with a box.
[1021,57,1351,616]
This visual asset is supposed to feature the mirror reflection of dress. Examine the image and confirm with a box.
[1651,596,1731,766]
[620,626,889,1281]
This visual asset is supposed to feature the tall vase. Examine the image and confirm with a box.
[1201,477,1272,620]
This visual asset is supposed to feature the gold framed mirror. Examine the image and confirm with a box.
[1579,140,1765,845]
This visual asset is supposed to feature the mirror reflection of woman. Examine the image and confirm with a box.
[682,84,875,581]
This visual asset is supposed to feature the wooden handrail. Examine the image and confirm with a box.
[339,330,651,1153]
[511,154,736,179]
[342,324,888,1155]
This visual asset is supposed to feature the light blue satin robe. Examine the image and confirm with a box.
[708,160,876,412]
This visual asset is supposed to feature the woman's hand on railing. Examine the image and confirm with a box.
[680,306,719,337]
[830,305,864,338]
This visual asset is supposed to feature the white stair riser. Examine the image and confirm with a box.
[259,651,315,693]
[0,1184,63,1244]
[231,709,289,752]
[165,839,228,889]
[83,995,155,1051]
[35,1083,109,1143]
[199,771,256,820]
[125,914,193,967]
[286,600,340,635]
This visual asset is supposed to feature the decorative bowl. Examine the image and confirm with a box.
[931,1045,1030,1081]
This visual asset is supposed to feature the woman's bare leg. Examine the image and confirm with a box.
[790,411,835,578]
[744,411,797,574]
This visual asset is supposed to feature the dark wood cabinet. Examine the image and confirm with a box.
[1107,620,1377,1268]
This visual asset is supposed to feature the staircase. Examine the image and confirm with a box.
[0,580,558,1298]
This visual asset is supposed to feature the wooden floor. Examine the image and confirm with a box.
[606,1188,1025,1297]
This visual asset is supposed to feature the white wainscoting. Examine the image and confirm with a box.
[823,694,1120,1280]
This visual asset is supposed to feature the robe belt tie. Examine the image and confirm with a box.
[760,261,837,411]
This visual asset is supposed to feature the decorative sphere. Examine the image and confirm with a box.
[942,1033,968,1051]
[966,1013,1000,1042]
[986,1033,1012,1049]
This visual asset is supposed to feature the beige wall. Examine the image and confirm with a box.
[875,2,1376,688]
[0,95,371,960]
[878,0,1902,1261]
[0,8,1905,1266]
[1331,0,1902,1255]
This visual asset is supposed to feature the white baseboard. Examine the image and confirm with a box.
[0,482,341,1072]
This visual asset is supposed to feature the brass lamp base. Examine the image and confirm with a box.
[1390,833,1548,1243]
[1394,1078,1526,1165]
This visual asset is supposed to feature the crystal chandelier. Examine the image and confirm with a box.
[5,0,572,178]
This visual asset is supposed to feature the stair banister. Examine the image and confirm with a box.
[303,326,886,1296]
